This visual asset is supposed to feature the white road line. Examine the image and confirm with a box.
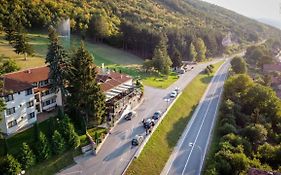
[162,61,226,175]
[198,64,229,174]
[181,64,227,175]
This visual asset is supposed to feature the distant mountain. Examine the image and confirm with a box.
[256,18,281,30]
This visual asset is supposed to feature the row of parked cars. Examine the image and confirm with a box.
[130,88,180,146]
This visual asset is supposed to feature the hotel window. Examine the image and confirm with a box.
[8,120,17,128]
[28,112,35,119]
[4,94,14,102]
[26,100,34,108]
[6,107,16,115]
[41,90,50,97]
[26,88,33,96]
[43,98,56,107]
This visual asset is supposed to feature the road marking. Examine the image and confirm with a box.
[198,66,229,173]
[162,61,226,175]
[180,64,228,175]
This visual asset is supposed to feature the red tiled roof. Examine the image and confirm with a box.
[263,64,281,72]
[5,66,49,84]
[1,65,132,95]
[248,168,281,175]
[1,77,32,96]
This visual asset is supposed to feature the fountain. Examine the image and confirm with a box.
[57,18,71,37]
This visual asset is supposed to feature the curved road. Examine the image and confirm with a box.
[58,60,222,175]
[161,59,230,175]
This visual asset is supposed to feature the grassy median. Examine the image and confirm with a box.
[126,61,224,175]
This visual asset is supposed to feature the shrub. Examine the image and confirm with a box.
[52,130,65,154]
[219,123,237,136]
[0,154,21,175]
[19,142,36,169]
[58,115,80,148]
[36,132,51,161]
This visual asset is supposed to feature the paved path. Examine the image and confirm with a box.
[161,59,230,175]
[58,60,222,175]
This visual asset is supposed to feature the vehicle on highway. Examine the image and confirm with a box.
[143,118,155,129]
[170,91,177,98]
[124,111,136,120]
[175,87,180,93]
[152,111,162,120]
[132,135,144,146]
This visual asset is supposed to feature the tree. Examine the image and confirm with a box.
[57,115,80,149]
[52,130,65,154]
[0,154,21,175]
[230,56,247,74]
[19,142,36,169]
[171,45,182,68]
[88,13,110,41]
[68,42,106,129]
[194,38,207,62]
[36,132,51,161]
[46,26,69,114]
[0,59,20,74]
[12,28,33,61]
[242,124,268,146]
[142,59,154,72]
[152,37,172,75]
[189,42,197,62]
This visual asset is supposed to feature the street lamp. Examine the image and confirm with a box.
[189,142,203,168]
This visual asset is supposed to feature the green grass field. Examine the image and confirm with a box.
[109,65,179,89]
[0,31,143,70]
[125,61,224,175]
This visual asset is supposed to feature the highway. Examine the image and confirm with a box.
[58,60,222,175]
[161,59,230,175]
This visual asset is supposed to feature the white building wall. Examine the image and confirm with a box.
[1,89,36,135]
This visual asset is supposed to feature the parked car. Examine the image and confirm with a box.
[170,91,177,98]
[175,87,180,93]
[152,111,162,120]
[143,118,155,129]
[124,111,136,120]
[132,135,144,146]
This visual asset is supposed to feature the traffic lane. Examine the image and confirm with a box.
[166,69,224,175]
[182,85,224,175]
[181,69,228,175]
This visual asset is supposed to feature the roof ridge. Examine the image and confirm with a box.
[3,65,49,76]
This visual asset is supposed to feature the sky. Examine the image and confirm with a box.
[202,0,281,21]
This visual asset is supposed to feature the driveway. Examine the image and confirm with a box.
[58,59,222,175]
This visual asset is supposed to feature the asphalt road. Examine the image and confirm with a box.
[58,60,222,175]
[161,59,230,175]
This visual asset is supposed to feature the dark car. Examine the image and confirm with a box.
[143,118,155,129]
[124,111,136,120]
[132,135,144,146]
[152,111,162,120]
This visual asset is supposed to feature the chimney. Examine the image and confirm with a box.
[25,70,31,74]
[102,63,106,74]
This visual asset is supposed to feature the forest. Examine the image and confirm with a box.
[1,0,281,61]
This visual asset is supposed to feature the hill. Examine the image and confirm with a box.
[1,0,281,60]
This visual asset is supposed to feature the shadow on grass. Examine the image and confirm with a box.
[165,105,197,148]
[199,75,213,84]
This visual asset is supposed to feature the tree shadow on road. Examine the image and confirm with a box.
[165,105,197,148]
[103,142,131,162]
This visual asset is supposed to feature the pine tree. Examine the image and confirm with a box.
[68,42,106,130]
[36,132,51,161]
[46,26,69,114]
[194,38,207,62]
[152,37,172,75]
[12,27,34,61]
[189,42,197,62]
[1,154,21,175]
[19,142,36,169]
[52,130,65,154]
[58,115,80,148]
[171,45,182,68]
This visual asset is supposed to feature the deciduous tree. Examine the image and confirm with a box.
[230,56,247,74]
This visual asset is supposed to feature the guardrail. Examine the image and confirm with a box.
[121,92,182,175]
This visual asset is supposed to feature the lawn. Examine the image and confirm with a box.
[26,149,81,175]
[0,31,143,70]
[125,61,224,175]
[109,65,179,89]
